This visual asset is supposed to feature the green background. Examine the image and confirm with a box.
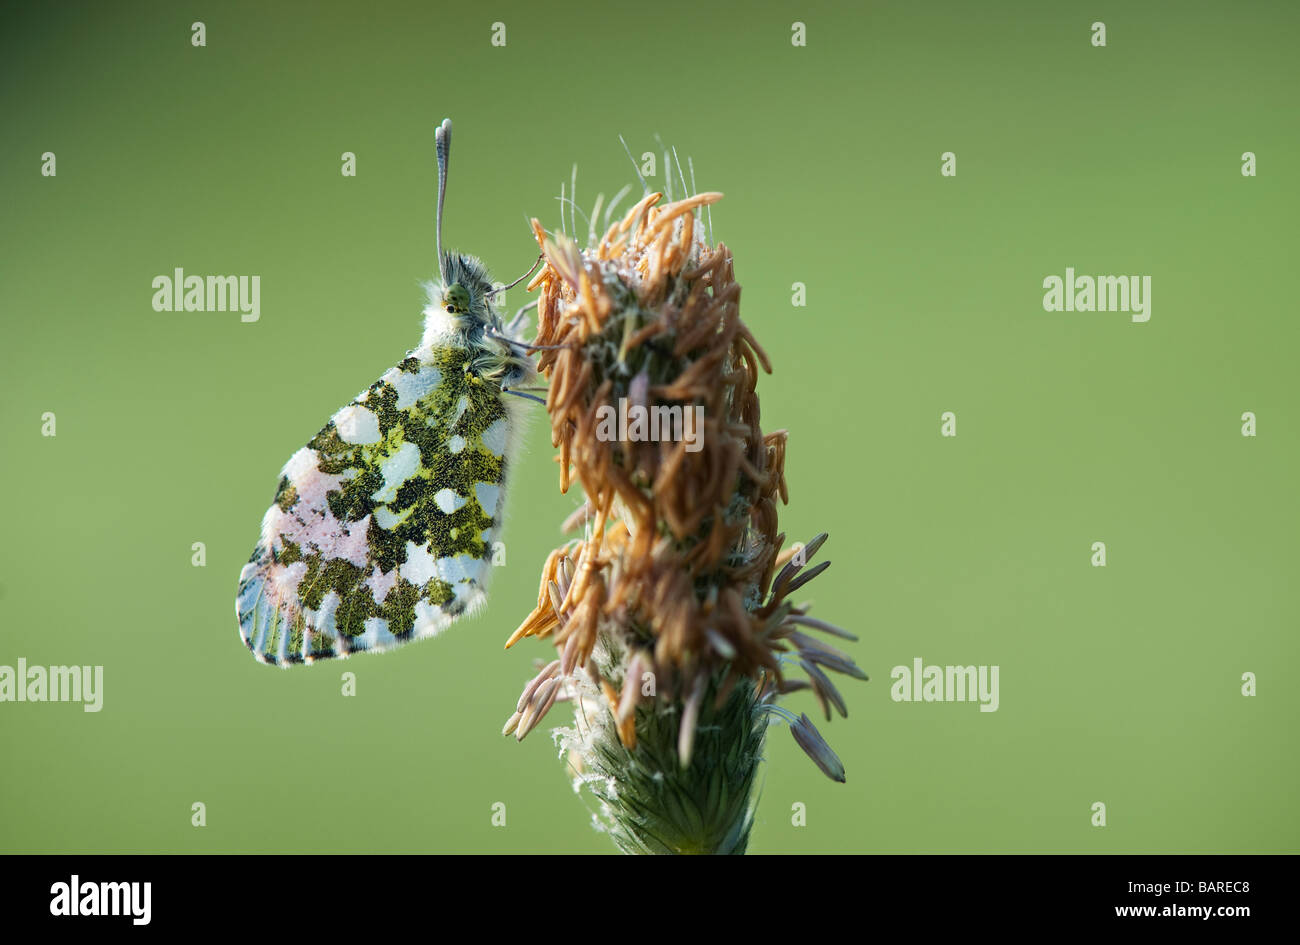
[2,0,1296,854]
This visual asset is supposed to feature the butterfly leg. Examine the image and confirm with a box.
[506,299,539,334]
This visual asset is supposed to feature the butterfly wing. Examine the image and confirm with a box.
[236,346,517,665]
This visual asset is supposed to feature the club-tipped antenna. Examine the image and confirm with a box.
[435,118,452,284]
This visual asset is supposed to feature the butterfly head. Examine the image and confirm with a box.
[424,251,534,390]
[442,282,472,316]
[435,251,496,329]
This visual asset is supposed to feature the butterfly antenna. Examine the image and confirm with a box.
[435,117,452,284]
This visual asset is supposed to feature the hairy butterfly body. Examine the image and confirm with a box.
[236,119,536,665]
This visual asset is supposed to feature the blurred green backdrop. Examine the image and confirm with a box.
[2,0,1296,853]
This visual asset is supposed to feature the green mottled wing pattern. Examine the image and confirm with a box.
[236,342,515,665]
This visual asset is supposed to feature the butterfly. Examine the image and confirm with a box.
[236,119,541,666]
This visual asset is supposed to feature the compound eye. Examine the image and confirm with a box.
[444,284,471,314]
